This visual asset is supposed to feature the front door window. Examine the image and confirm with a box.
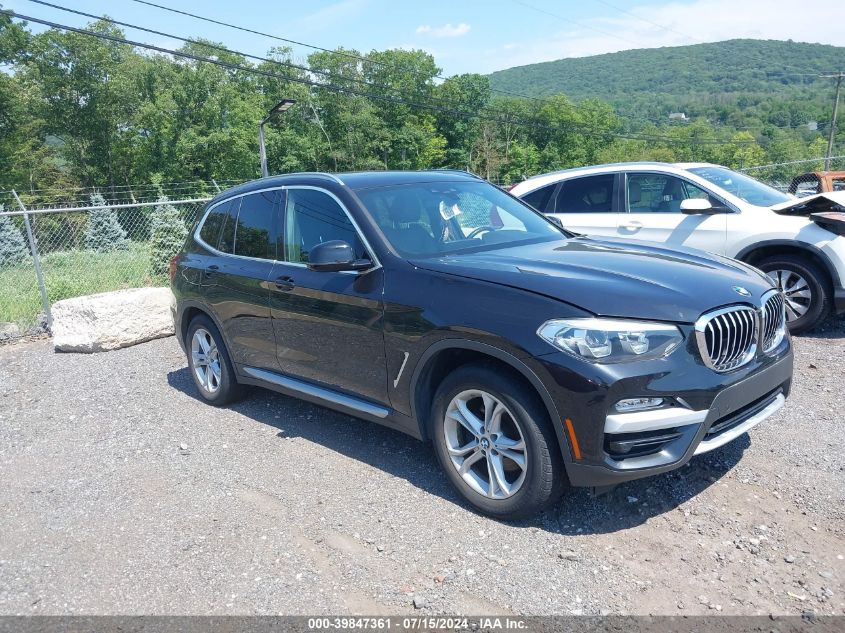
[284,188,366,264]
[626,173,712,213]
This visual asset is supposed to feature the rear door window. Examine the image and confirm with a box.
[233,191,277,260]
[554,175,616,213]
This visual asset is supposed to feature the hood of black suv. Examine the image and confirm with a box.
[410,237,776,323]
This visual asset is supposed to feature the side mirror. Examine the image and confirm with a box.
[306,240,373,272]
[680,198,728,214]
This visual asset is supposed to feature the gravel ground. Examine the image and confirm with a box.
[0,316,842,616]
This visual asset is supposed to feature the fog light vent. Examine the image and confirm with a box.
[614,397,665,413]
[605,428,683,459]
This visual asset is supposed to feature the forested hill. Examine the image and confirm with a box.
[488,39,845,120]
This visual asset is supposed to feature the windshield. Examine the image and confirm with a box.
[355,180,564,257]
[688,166,791,207]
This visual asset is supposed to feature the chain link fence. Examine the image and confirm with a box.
[2,161,843,342]
[739,156,845,195]
[0,181,247,342]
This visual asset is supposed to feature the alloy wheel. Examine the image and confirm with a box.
[191,327,222,393]
[443,389,528,499]
[768,269,812,321]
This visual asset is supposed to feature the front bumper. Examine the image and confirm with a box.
[533,336,793,488]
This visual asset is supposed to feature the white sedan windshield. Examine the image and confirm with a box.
[689,166,791,207]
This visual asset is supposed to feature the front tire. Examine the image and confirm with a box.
[186,315,244,406]
[756,254,830,334]
[431,363,564,520]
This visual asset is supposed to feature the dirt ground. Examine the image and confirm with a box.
[0,317,842,616]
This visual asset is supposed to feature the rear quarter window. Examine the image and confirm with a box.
[521,183,556,212]
[198,199,231,248]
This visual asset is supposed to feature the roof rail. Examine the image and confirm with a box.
[289,171,345,185]
[425,168,483,180]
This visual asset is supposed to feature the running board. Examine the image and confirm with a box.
[242,366,390,419]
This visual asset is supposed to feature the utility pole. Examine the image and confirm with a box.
[822,72,843,170]
[259,99,296,178]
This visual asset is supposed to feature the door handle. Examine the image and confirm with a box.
[620,221,643,231]
[204,264,219,278]
[274,275,296,292]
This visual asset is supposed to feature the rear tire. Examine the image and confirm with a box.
[756,254,830,334]
[186,315,244,406]
[430,363,565,520]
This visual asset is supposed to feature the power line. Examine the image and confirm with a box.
[125,0,547,104]
[27,0,463,109]
[32,0,835,134]
[124,0,840,111]
[8,8,576,137]
[2,9,758,146]
[591,0,702,42]
[591,0,845,85]
[509,0,645,48]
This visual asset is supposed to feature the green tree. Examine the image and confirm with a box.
[148,196,187,277]
[85,193,128,252]
[501,141,541,184]
[0,208,29,266]
[727,131,766,169]
[435,74,491,169]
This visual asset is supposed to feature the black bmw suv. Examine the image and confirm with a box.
[171,170,793,519]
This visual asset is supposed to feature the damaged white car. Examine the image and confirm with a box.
[511,162,845,333]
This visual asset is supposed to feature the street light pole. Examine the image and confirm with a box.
[259,99,296,178]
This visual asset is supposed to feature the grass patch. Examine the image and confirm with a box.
[0,242,166,332]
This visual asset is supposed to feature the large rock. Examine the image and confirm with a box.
[52,287,175,353]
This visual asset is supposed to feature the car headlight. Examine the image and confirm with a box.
[537,318,683,363]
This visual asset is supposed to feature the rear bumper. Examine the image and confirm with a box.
[561,348,793,488]
[171,301,186,352]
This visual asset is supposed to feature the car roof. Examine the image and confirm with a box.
[513,162,724,193]
[338,169,481,189]
[208,170,481,204]
[518,161,671,183]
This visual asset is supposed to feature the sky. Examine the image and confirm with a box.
[4,0,845,76]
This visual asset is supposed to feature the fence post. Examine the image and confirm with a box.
[11,190,52,330]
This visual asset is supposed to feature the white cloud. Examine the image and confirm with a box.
[416,23,471,38]
[294,0,372,32]
[482,0,845,73]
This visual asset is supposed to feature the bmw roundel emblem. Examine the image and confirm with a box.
[733,286,752,297]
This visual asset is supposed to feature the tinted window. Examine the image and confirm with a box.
[218,197,240,253]
[199,200,230,248]
[626,173,713,213]
[355,180,562,258]
[555,175,615,213]
[284,189,365,264]
[234,191,277,259]
[521,184,556,211]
